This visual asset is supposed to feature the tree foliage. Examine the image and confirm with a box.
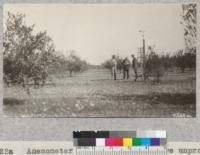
[54,51,89,77]
[65,51,88,77]
[182,4,196,51]
[102,60,112,70]
[173,49,196,73]
[3,12,56,87]
[145,48,165,82]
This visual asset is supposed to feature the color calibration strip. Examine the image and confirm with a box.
[74,137,166,147]
[73,131,166,147]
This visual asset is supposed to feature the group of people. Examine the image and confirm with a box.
[111,54,138,81]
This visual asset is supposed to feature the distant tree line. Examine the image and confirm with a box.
[144,48,196,82]
[102,49,196,82]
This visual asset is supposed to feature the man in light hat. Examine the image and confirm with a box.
[111,55,117,80]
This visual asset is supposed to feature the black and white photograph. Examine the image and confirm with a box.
[3,3,196,117]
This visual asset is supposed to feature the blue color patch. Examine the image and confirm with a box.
[141,138,151,146]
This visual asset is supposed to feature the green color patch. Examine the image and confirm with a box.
[132,138,141,146]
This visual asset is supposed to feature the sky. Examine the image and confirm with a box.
[4,4,185,65]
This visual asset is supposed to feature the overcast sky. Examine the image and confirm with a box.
[4,4,185,65]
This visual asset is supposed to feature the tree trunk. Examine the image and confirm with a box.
[181,67,185,73]
[69,70,72,77]
[156,74,160,83]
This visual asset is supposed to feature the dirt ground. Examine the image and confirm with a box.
[3,68,196,117]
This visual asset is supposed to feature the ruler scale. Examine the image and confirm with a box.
[75,147,167,155]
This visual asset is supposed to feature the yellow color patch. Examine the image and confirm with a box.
[123,138,132,146]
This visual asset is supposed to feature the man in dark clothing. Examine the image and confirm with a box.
[131,54,138,81]
[123,57,131,79]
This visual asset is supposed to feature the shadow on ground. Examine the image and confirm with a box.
[3,92,195,118]
[3,98,25,106]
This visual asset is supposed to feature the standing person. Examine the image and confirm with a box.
[111,55,117,80]
[131,54,138,81]
[123,57,131,79]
